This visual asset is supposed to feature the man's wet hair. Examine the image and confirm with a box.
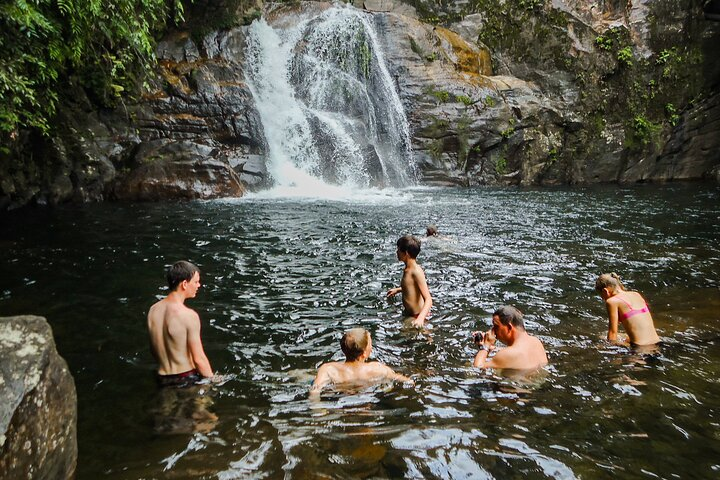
[397,235,421,258]
[167,261,200,291]
[341,328,371,361]
[493,305,525,329]
[426,224,438,236]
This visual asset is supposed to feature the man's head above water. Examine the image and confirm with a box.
[341,328,371,361]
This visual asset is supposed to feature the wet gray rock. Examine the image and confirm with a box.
[0,25,264,210]
[373,1,720,185]
[0,316,77,479]
[643,91,720,182]
[112,139,245,200]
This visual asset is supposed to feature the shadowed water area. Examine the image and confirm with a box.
[1,184,720,479]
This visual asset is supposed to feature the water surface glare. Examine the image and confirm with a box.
[1,185,719,479]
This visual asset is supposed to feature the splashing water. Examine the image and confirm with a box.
[244,4,416,196]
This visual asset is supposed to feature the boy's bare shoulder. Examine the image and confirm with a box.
[318,361,343,374]
[365,361,394,375]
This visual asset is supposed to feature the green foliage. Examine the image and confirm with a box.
[483,95,496,108]
[495,156,507,174]
[518,0,544,11]
[456,94,473,106]
[358,37,371,79]
[594,27,626,53]
[500,119,516,139]
[665,103,680,126]
[656,47,678,65]
[428,138,443,160]
[409,36,423,57]
[427,88,450,103]
[630,115,662,146]
[472,0,570,73]
[408,35,436,62]
[0,0,184,134]
[594,35,613,51]
[655,47,688,80]
[548,147,558,163]
[617,46,633,67]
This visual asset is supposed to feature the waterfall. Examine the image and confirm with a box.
[244,4,416,194]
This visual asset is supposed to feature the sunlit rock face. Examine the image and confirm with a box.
[390,0,720,185]
[79,1,720,192]
[0,316,77,479]
[1,0,718,210]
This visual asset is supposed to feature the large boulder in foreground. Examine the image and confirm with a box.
[0,316,77,480]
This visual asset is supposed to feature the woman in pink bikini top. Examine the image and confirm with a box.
[595,273,661,346]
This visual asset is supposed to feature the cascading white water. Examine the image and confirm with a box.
[244,4,416,195]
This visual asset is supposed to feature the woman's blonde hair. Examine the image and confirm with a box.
[595,272,625,292]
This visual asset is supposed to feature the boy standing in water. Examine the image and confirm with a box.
[386,235,433,328]
[148,261,216,387]
[310,328,412,396]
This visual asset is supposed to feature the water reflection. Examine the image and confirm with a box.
[150,385,219,435]
[1,184,719,478]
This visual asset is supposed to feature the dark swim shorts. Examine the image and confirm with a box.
[157,369,203,388]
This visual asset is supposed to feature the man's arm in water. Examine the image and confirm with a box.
[309,364,332,397]
[187,311,214,377]
[384,365,413,384]
[411,268,432,327]
[474,347,521,370]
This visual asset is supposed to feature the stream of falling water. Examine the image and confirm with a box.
[244,4,416,196]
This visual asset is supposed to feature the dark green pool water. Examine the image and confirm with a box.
[1,184,719,479]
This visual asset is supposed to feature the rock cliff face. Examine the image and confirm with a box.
[0,316,77,479]
[395,0,720,185]
[1,0,718,210]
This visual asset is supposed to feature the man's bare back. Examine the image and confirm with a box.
[148,300,203,375]
[489,334,548,371]
[313,361,401,388]
[148,262,213,383]
[473,306,548,373]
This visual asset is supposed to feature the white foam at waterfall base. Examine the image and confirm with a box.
[243,4,417,200]
[242,184,414,204]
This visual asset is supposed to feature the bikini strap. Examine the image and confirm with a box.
[615,294,633,309]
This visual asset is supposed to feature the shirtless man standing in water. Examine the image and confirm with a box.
[386,235,433,328]
[148,261,215,387]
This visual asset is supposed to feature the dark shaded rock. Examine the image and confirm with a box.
[113,140,245,201]
[0,26,262,211]
[645,91,720,181]
[0,316,77,479]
